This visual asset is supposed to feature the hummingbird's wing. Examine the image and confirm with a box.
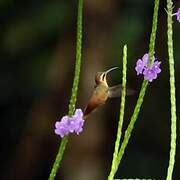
[108,84,135,98]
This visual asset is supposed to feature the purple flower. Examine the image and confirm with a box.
[135,53,155,75]
[143,68,157,82]
[173,8,180,22]
[55,109,85,138]
[135,53,161,82]
[152,61,161,74]
[135,59,146,75]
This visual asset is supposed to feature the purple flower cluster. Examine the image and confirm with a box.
[173,8,180,22]
[55,109,85,138]
[135,53,161,82]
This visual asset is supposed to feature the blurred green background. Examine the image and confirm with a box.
[1,0,180,180]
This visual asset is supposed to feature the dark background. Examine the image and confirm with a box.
[1,0,180,180]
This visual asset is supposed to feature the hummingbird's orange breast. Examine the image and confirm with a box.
[83,84,109,118]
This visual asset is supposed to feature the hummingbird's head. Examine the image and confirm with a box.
[95,72,106,85]
[95,67,119,86]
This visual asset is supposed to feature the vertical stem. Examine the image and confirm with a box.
[166,1,177,180]
[48,136,69,180]
[116,80,148,170]
[148,0,160,65]
[48,0,83,179]
[108,0,160,178]
[68,0,83,116]
[109,80,148,179]
[108,45,127,180]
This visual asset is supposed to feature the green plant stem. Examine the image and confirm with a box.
[68,0,83,116]
[148,0,160,65]
[48,0,83,179]
[115,80,148,172]
[108,80,148,179]
[108,45,127,180]
[108,0,160,178]
[48,136,69,180]
[166,1,177,180]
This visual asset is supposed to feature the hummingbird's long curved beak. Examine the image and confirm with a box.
[105,67,119,76]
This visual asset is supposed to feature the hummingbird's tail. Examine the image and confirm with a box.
[83,100,99,120]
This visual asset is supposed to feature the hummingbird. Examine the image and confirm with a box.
[83,67,134,119]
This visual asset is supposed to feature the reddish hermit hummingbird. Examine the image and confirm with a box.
[83,67,134,119]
